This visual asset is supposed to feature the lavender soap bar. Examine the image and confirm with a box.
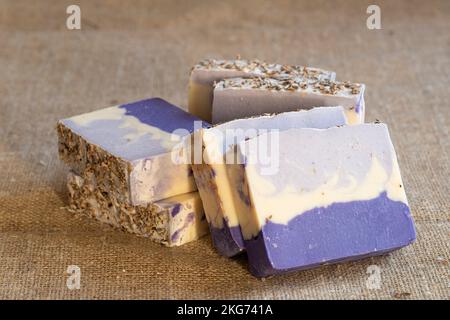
[238,123,416,277]
[67,171,208,246]
[192,107,347,257]
[188,58,336,123]
[213,77,365,125]
[57,98,208,205]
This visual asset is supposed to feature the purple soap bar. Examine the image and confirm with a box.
[238,123,416,277]
[57,98,208,205]
[192,107,347,257]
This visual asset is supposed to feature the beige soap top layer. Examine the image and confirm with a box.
[214,77,364,97]
[192,58,335,81]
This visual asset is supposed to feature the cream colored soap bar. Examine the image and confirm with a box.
[188,58,336,123]
[67,171,209,246]
[192,107,347,257]
[213,77,365,125]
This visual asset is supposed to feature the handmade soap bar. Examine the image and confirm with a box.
[57,98,208,205]
[188,58,336,122]
[67,171,209,246]
[213,77,365,125]
[238,123,416,277]
[192,107,347,257]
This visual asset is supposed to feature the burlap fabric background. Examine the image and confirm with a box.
[0,0,449,299]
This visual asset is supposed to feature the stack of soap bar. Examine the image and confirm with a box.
[67,171,208,246]
[238,123,416,277]
[213,77,365,125]
[188,58,336,122]
[57,97,209,245]
[192,106,348,257]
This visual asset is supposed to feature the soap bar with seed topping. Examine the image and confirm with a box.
[57,98,208,205]
[192,107,347,257]
[213,77,365,125]
[67,171,209,246]
[238,123,416,277]
[188,58,336,123]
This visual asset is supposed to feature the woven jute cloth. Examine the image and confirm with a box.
[0,0,449,299]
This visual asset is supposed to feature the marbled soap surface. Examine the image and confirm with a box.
[62,98,208,161]
[239,123,416,277]
[239,123,409,239]
[203,106,348,229]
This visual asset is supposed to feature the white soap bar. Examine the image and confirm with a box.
[213,77,365,125]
